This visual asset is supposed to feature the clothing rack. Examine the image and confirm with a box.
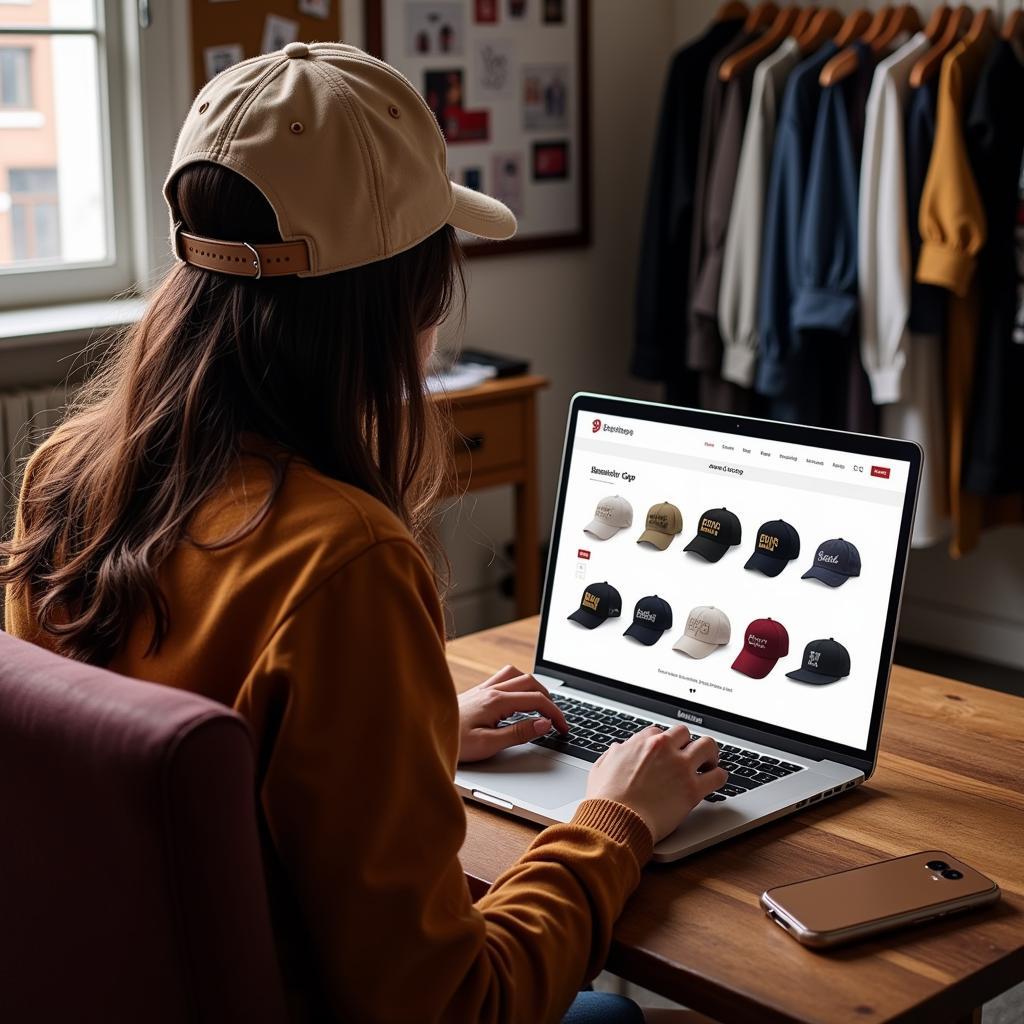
[634,3,1024,558]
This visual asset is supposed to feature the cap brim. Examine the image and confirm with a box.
[623,621,665,646]
[801,565,850,587]
[637,530,674,550]
[785,668,843,685]
[731,649,777,679]
[583,518,619,540]
[744,551,788,577]
[448,182,517,240]
[568,607,605,629]
[672,633,720,659]
[683,534,728,562]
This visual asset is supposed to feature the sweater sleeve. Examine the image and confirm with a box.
[915,52,986,297]
[242,538,653,1024]
[859,70,911,404]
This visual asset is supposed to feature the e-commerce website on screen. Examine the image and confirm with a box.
[541,410,912,750]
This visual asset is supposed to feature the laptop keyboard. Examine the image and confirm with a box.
[498,691,803,803]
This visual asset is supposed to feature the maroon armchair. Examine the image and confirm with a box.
[0,629,287,1023]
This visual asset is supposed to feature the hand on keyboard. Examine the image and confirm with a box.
[586,724,728,843]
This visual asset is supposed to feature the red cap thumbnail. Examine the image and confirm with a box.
[731,617,790,679]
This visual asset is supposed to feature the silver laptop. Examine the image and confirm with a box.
[456,394,921,861]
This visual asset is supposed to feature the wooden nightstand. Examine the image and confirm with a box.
[432,375,549,618]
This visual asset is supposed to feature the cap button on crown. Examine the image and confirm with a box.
[284,41,310,59]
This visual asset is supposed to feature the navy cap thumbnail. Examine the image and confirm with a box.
[785,638,851,684]
[623,595,673,646]
[567,582,622,629]
[683,507,742,562]
[802,538,861,587]
[744,519,801,577]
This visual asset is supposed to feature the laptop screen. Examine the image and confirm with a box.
[536,397,919,759]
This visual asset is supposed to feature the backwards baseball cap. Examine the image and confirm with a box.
[164,42,516,279]
[785,638,851,685]
[672,605,731,659]
[567,582,622,629]
[683,507,742,562]
[636,502,683,550]
[731,617,789,678]
[801,538,862,588]
[744,519,801,577]
[583,495,633,540]
[623,595,673,646]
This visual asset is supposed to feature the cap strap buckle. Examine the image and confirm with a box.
[242,241,262,280]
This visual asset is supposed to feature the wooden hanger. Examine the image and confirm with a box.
[715,2,750,21]
[720,6,801,80]
[744,2,781,32]
[909,5,972,88]
[1005,7,1024,41]
[791,6,819,40]
[923,5,951,42]
[797,8,843,52]
[961,6,994,47]
[831,9,872,49]
[870,4,922,53]
[818,6,892,86]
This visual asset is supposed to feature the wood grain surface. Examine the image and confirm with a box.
[449,617,1024,1024]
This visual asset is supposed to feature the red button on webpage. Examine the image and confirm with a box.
[577,549,591,560]
[871,465,891,479]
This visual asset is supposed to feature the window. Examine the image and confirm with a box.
[0,46,31,107]
[0,0,135,307]
[10,167,59,260]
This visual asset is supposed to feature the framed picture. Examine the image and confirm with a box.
[365,0,590,256]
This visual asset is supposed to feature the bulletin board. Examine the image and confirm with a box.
[365,0,591,256]
[190,0,344,96]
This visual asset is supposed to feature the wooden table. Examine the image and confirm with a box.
[434,375,548,618]
[448,617,1024,1024]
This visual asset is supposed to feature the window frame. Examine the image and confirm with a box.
[0,0,138,310]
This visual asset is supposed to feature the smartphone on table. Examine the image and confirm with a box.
[761,851,1000,948]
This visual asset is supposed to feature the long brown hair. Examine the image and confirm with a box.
[1,162,462,665]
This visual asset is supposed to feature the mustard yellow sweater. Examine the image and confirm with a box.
[6,444,653,1023]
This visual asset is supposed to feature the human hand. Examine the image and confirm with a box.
[585,725,728,842]
[457,664,569,763]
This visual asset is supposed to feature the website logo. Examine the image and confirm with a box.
[592,418,602,433]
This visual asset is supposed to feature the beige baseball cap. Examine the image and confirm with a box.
[673,606,731,659]
[163,41,516,279]
[636,501,683,550]
[583,495,634,540]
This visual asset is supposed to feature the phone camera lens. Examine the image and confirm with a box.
[941,869,963,880]
[926,860,948,871]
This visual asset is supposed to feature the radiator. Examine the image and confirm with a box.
[0,385,69,539]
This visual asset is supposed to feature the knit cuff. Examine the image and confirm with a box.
[916,242,974,298]
[571,798,654,868]
[791,287,859,335]
[869,365,903,405]
[721,343,757,387]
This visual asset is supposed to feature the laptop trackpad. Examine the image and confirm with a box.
[457,745,589,809]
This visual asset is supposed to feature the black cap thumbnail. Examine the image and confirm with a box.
[744,519,801,577]
[785,638,851,684]
[567,582,622,629]
[683,507,742,562]
[623,595,673,646]
[802,538,861,587]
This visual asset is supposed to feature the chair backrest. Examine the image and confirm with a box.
[0,630,287,1023]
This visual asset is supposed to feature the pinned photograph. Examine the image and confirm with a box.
[261,14,300,54]
[542,0,564,23]
[298,0,332,18]
[532,140,569,181]
[522,63,568,130]
[406,2,465,56]
[491,152,524,216]
[462,167,484,191]
[474,39,514,99]
[507,0,527,18]
[423,69,490,143]
[474,0,499,23]
[203,43,244,83]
